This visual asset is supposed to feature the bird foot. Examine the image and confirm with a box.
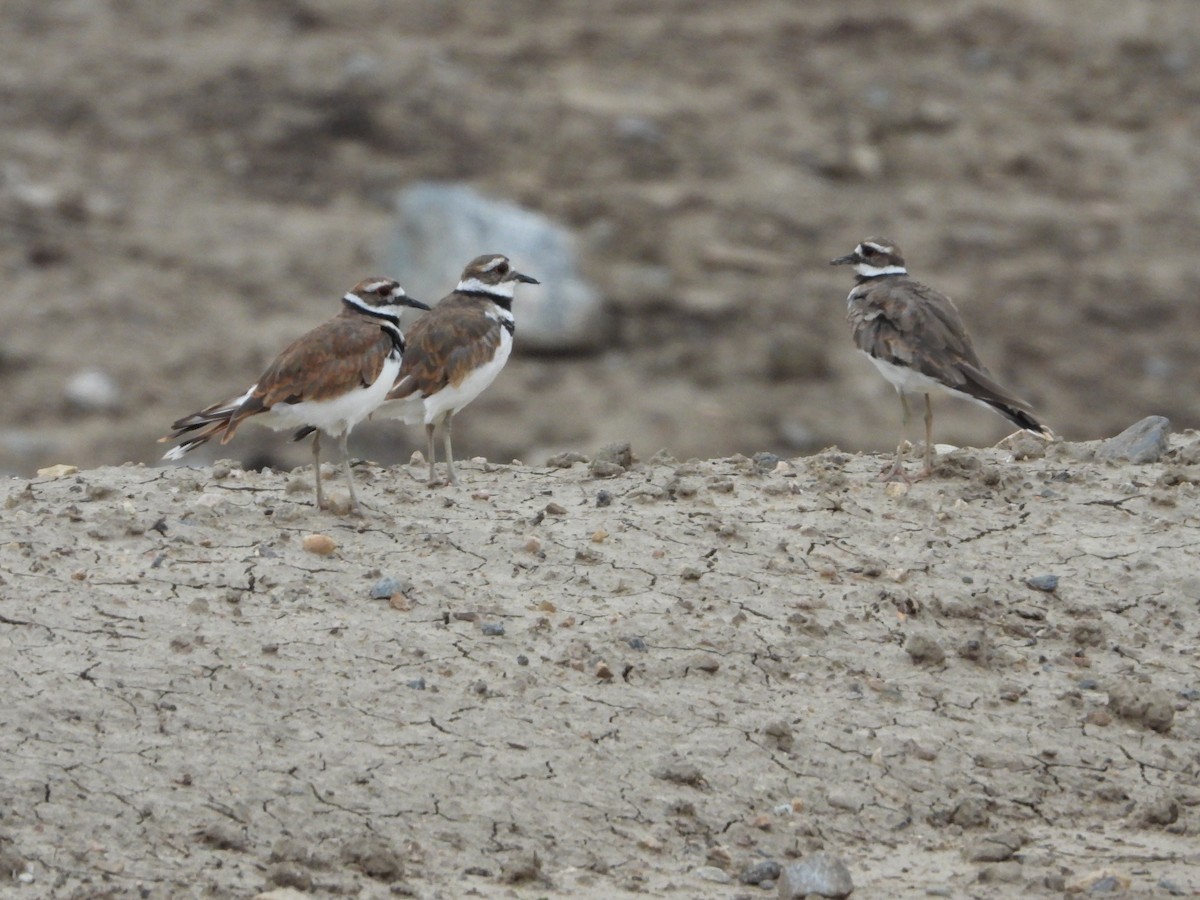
[875,462,929,484]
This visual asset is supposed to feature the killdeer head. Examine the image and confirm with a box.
[830,238,908,279]
[345,277,431,315]
[455,254,541,302]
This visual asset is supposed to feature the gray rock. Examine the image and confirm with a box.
[904,633,946,666]
[740,859,782,885]
[545,450,589,468]
[1025,574,1059,592]
[1140,795,1179,826]
[966,830,1024,862]
[594,441,634,468]
[340,836,403,881]
[950,796,990,828]
[693,865,731,884]
[1098,416,1171,464]
[369,576,410,599]
[778,852,854,898]
[386,182,605,352]
[1108,679,1175,733]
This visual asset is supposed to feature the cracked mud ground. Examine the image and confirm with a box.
[2,437,1199,898]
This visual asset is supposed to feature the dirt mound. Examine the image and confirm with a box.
[2,436,1198,896]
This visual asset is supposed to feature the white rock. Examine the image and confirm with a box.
[64,368,121,412]
[386,182,606,352]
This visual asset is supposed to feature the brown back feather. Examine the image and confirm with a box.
[220,313,395,441]
[389,296,502,399]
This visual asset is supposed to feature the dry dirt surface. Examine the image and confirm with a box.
[2,435,1199,898]
[1,0,1199,477]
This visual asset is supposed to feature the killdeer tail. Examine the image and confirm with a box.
[160,403,239,458]
[985,400,1053,440]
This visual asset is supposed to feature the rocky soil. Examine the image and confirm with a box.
[2,432,1199,898]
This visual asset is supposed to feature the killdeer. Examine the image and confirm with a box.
[161,278,430,513]
[831,237,1051,481]
[374,253,539,485]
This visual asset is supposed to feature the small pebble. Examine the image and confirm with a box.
[627,636,648,651]
[389,594,412,611]
[406,678,425,690]
[369,577,409,599]
[778,852,854,899]
[904,633,946,666]
[596,489,612,507]
[516,655,529,666]
[481,622,505,636]
[588,460,625,478]
[739,860,782,885]
[752,452,780,470]
[1025,574,1059,592]
[544,501,567,516]
[693,865,730,884]
[37,464,79,478]
[302,534,336,556]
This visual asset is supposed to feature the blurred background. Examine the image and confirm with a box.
[1,0,1197,477]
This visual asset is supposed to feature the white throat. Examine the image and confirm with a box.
[457,277,514,299]
[343,292,399,318]
[854,262,907,278]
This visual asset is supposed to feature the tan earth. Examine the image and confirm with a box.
[0,0,1198,477]
[2,3,1200,899]
[2,434,1199,898]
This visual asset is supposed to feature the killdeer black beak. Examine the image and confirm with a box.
[403,296,432,311]
[830,252,859,266]
[513,271,540,285]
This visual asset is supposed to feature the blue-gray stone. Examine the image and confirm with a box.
[406,678,425,690]
[369,577,409,599]
[385,182,605,352]
[481,622,505,636]
[1097,416,1171,464]
[1025,574,1059,592]
[778,853,854,898]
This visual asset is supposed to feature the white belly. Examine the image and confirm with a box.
[422,329,512,424]
[864,352,947,396]
[263,354,402,437]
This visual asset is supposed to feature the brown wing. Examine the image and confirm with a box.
[223,315,395,438]
[387,299,501,400]
[850,277,1047,431]
[849,278,987,384]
